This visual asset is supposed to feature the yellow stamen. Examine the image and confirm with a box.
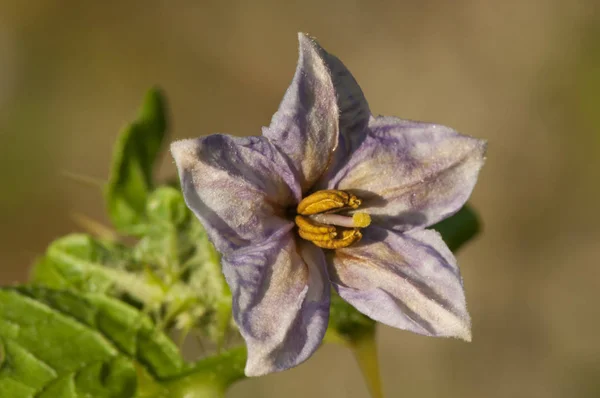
[352,212,371,228]
[295,215,336,234]
[298,229,337,242]
[295,189,369,249]
[297,190,361,215]
[347,194,362,209]
[310,229,363,249]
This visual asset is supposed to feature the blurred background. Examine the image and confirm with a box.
[1,1,599,397]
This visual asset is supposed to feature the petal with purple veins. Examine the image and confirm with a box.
[314,41,372,185]
[329,226,471,340]
[327,116,486,231]
[223,232,330,376]
[171,134,300,255]
[324,50,370,153]
[263,33,339,191]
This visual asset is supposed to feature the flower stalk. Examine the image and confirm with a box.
[160,346,247,398]
[351,331,384,398]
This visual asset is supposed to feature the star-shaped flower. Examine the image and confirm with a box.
[171,33,486,376]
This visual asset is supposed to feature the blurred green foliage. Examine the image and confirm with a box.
[106,88,167,233]
[1,89,243,397]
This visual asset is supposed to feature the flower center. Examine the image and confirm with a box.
[294,190,371,249]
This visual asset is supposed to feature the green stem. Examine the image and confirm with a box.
[160,346,247,398]
[163,375,226,398]
[324,326,383,398]
[351,333,383,398]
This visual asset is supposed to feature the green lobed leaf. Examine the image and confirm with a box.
[31,234,122,294]
[123,187,233,345]
[105,88,168,233]
[30,234,166,306]
[0,286,184,397]
[180,215,233,348]
[32,188,233,348]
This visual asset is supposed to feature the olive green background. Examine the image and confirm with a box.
[1,1,599,397]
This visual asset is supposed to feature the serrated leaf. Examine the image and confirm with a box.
[105,88,167,232]
[30,229,231,349]
[181,219,232,348]
[132,187,190,273]
[31,234,119,294]
[0,287,184,397]
[131,188,233,347]
[30,234,165,306]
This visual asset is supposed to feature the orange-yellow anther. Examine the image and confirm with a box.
[297,190,361,215]
[295,189,368,249]
[309,229,363,249]
[298,229,337,242]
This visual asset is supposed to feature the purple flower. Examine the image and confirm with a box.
[170,33,486,376]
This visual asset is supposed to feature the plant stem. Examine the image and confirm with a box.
[350,333,384,398]
[159,346,247,398]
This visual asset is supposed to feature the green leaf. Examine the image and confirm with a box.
[0,287,183,397]
[131,187,233,347]
[146,186,188,227]
[31,219,232,349]
[31,234,121,294]
[182,219,232,349]
[133,187,191,274]
[432,204,481,252]
[105,88,168,232]
[30,234,165,306]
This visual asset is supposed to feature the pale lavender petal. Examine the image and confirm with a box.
[170,135,300,255]
[314,40,371,184]
[263,33,339,191]
[223,232,330,376]
[329,227,471,340]
[327,116,486,231]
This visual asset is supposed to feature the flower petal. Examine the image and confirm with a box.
[316,41,371,182]
[223,232,330,376]
[329,227,471,340]
[263,33,339,191]
[327,116,486,231]
[171,134,300,255]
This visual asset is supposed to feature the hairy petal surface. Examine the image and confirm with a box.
[329,227,471,340]
[327,116,486,231]
[264,33,339,191]
[314,42,371,185]
[171,135,300,255]
[223,232,330,376]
